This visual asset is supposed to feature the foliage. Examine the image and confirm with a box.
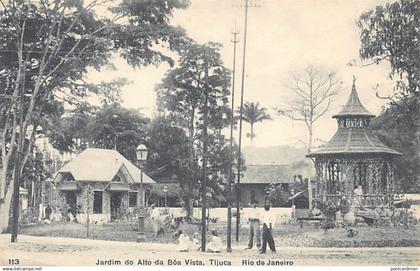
[146,116,192,180]
[19,207,39,224]
[238,101,271,144]
[265,183,290,207]
[49,104,149,162]
[156,42,231,132]
[0,0,191,232]
[390,208,417,229]
[345,228,358,238]
[357,0,419,146]
[313,198,337,230]
[370,96,419,193]
[156,42,232,211]
[357,0,419,96]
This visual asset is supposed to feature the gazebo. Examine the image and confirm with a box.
[307,78,401,208]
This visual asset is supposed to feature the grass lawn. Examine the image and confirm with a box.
[19,221,420,248]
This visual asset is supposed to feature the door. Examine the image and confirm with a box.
[65,191,77,216]
[110,192,123,221]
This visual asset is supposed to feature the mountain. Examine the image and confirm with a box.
[242,145,308,165]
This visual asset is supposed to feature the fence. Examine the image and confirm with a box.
[156,207,293,225]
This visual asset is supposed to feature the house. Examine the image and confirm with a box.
[52,148,155,223]
[239,161,308,207]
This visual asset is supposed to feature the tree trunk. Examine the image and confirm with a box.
[184,108,196,217]
[0,181,14,233]
[250,123,254,145]
[307,127,313,209]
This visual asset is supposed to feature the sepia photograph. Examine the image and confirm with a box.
[0,0,419,269]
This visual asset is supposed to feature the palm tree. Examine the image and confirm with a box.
[238,102,271,144]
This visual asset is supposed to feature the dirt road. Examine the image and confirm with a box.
[0,234,418,266]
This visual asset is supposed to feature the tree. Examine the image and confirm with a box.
[49,104,149,162]
[0,0,190,234]
[276,65,342,208]
[239,101,271,145]
[357,0,419,97]
[370,96,420,193]
[265,183,290,207]
[156,42,231,215]
[145,115,193,207]
[357,0,419,172]
[90,105,149,162]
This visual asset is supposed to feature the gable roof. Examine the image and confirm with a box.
[54,148,155,184]
[241,161,309,184]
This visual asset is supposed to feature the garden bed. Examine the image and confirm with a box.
[276,225,420,247]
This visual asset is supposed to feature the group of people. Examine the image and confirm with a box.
[246,201,277,254]
[172,200,277,254]
[177,229,223,253]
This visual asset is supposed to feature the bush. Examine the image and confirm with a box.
[312,198,338,230]
[20,207,39,224]
[391,208,417,228]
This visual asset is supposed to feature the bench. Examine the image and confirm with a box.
[297,217,324,228]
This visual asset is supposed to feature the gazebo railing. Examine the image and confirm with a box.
[322,194,393,208]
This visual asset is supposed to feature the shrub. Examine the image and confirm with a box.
[391,208,417,228]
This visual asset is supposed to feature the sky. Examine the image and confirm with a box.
[88,0,395,149]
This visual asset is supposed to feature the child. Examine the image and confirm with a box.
[192,232,200,251]
[207,230,223,253]
[177,230,191,252]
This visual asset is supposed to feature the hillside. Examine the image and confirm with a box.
[242,145,308,165]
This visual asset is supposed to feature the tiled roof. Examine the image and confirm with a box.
[307,127,402,156]
[332,83,375,118]
[308,82,401,157]
[54,148,155,184]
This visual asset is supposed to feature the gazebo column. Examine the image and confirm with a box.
[387,161,395,205]
[341,160,353,197]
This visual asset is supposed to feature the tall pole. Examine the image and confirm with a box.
[137,166,145,242]
[236,0,250,243]
[86,184,91,238]
[227,30,239,252]
[11,65,26,243]
[201,52,209,252]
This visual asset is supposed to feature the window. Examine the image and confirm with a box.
[250,190,256,204]
[112,175,122,182]
[63,173,75,182]
[129,192,138,208]
[93,191,103,214]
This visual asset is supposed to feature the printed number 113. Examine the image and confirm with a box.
[9,259,19,265]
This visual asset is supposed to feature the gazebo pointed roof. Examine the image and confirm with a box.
[307,78,402,157]
[332,78,375,119]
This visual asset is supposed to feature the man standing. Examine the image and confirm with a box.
[246,201,261,250]
[260,204,276,254]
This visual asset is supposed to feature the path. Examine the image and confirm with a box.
[0,234,418,266]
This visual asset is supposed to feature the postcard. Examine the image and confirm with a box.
[0,0,418,269]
